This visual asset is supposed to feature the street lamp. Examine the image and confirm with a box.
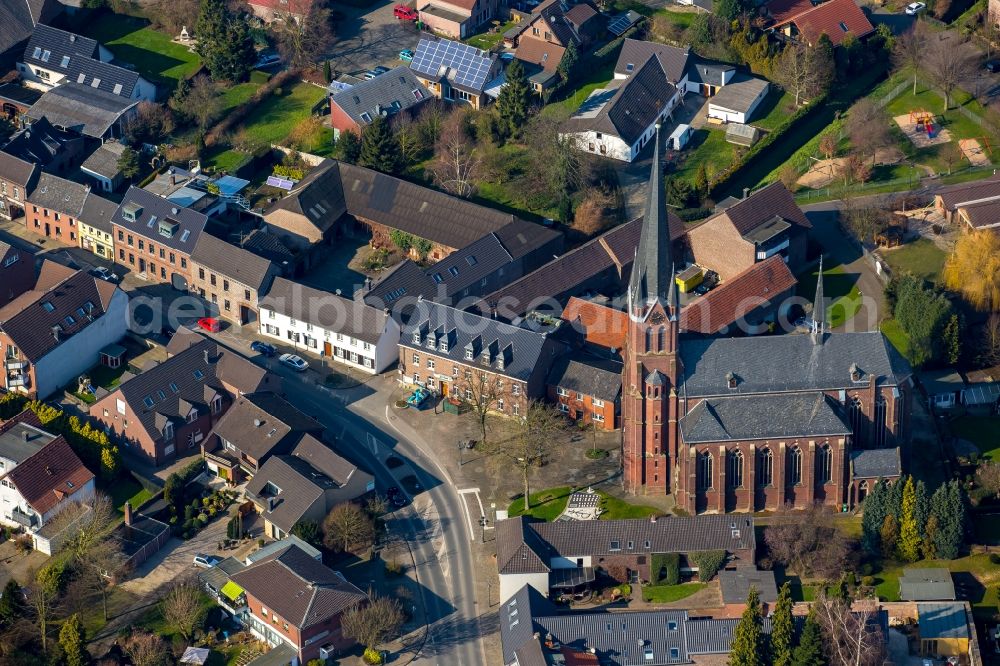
[479,515,488,543]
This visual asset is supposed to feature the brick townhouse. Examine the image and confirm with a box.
[0,151,38,221]
[24,173,91,244]
[190,233,278,326]
[546,352,622,430]
[0,241,34,308]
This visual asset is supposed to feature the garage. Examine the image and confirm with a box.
[707,76,770,125]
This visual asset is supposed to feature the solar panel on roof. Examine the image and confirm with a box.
[412,38,492,90]
[265,175,294,190]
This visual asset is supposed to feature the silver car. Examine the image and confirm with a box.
[279,353,309,372]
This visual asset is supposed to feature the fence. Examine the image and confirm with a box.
[874,79,910,109]
[793,164,999,203]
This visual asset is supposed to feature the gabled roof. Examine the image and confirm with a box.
[0,150,39,187]
[27,172,90,217]
[22,24,144,98]
[546,352,623,401]
[0,0,59,57]
[330,65,430,127]
[680,255,797,335]
[80,141,126,179]
[191,233,275,291]
[564,56,677,146]
[900,568,956,601]
[614,39,691,83]
[679,392,852,443]
[564,2,599,28]
[79,192,119,234]
[714,182,810,236]
[230,544,366,629]
[260,277,391,345]
[917,603,969,640]
[708,75,769,115]
[4,117,84,167]
[850,447,901,478]
[6,435,94,516]
[0,261,119,362]
[409,37,497,94]
[936,173,1000,209]
[264,159,346,234]
[25,82,138,139]
[210,391,324,461]
[560,297,629,350]
[766,0,817,24]
[776,0,874,45]
[112,186,207,253]
[515,37,566,72]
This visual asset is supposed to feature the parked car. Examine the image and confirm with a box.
[905,2,926,13]
[394,4,418,20]
[90,266,118,282]
[197,317,221,333]
[256,53,281,68]
[279,353,309,372]
[193,553,222,568]
[250,341,277,357]
[987,61,1000,73]
[399,49,414,62]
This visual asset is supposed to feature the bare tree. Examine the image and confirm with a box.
[773,43,814,107]
[819,133,838,160]
[940,141,965,175]
[272,1,334,68]
[392,113,426,165]
[812,596,886,666]
[430,109,481,197]
[846,98,891,166]
[837,152,872,187]
[526,115,585,207]
[893,22,929,96]
[123,630,167,666]
[924,36,975,112]
[341,595,404,653]
[483,402,564,510]
[322,502,376,554]
[456,368,508,445]
[56,494,116,563]
[841,194,889,244]
[978,313,1000,365]
[161,584,204,642]
[147,0,200,34]
[763,504,855,579]
[187,75,222,131]
[78,539,129,623]
[976,461,1000,499]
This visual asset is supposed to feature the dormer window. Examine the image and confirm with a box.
[850,363,862,382]
[727,372,737,389]
[412,331,421,344]
[465,347,474,360]
[163,422,174,440]
[439,338,449,353]
[609,540,621,551]
[187,408,198,423]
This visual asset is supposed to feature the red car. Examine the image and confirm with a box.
[197,317,221,333]
[394,4,418,20]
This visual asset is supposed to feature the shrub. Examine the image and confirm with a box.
[385,560,405,576]
[651,553,680,585]
[861,575,876,586]
[691,550,726,582]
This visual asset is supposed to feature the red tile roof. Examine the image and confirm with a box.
[7,435,94,516]
[680,255,797,334]
[516,37,566,71]
[785,0,874,45]
[766,0,816,23]
[561,297,628,350]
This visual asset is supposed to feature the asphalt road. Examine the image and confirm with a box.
[255,365,487,665]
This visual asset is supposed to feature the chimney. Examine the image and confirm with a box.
[650,514,656,523]
[52,325,60,341]
[204,349,210,364]
[22,430,29,442]
[70,34,76,42]
[124,501,133,526]
[253,418,262,427]
[169,173,176,186]
[743,187,750,200]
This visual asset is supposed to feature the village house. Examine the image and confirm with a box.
[0,241,34,308]
[329,66,431,139]
[398,300,566,416]
[706,75,770,124]
[25,82,140,141]
[495,513,756,603]
[80,141,127,193]
[190,233,278,326]
[0,261,127,398]
[78,193,118,259]
[408,37,501,109]
[512,0,602,92]
[417,0,500,39]
[4,116,87,176]
[0,84,42,125]
[768,0,874,46]
[0,411,95,552]
[0,0,60,70]
[933,174,1000,231]
[259,277,401,374]
[245,435,374,540]
[561,58,682,162]
[111,186,207,290]
[0,151,39,221]
[24,172,91,244]
[202,391,325,482]
[89,331,281,465]
[17,24,156,100]
[546,352,622,430]
[229,543,368,662]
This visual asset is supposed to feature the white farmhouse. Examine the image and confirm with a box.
[258,277,401,374]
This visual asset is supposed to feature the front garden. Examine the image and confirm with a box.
[795,262,863,329]
[507,486,660,521]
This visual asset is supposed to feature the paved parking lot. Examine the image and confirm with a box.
[329,1,423,75]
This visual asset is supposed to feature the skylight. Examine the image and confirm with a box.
[180,230,191,243]
[41,301,55,312]
[193,369,204,379]
[77,73,85,83]
[32,47,41,59]
[60,55,70,68]
[839,21,849,31]
[41,50,50,62]
[91,78,101,88]
[143,397,154,408]
[64,316,75,326]
[169,382,179,393]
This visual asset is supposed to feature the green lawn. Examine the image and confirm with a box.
[881,238,947,283]
[951,416,1000,460]
[508,487,661,521]
[675,128,733,186]
[542,60,616,119]
[641,582,707,603]
[238,81,328,145]
[465,20,517,51]
[80,14,202,89]
[880,318,911,360]
[753,90,796,132]
[654,8,697,29]
[796,263,862,328]
[220,81,263,115]
[870,555,1000,617]
[106,475,155,516]
[598,493,660,520]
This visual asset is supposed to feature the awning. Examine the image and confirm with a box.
[550,567,596,589]
[221,580,245,602]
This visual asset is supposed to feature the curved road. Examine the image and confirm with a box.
[262,366,487,666]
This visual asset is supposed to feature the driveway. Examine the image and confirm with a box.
[122,514,229,596]
[328,1,422,76]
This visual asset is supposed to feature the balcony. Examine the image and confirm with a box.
[6,373,29,389]
[5,359,27,370]
[10,506,37,529]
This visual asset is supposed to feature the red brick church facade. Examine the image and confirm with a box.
[621,126,912,513]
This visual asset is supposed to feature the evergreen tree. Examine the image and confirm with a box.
[931,481,965,559]
[899,476,921,562]
[118,147,141,181]
[694,162,709,202]
[170,77,191,116]
[359,116,403,174]
[558,40,579,81]
[771,582,794,666]
[335,130,362,163]
[59,613,88,666]
[792,611,826,666]
[880,513,899,558]
[496,59,531,139]
[888,476,905,520]
[914,480,930,542]
[323,60,333,84]
[943,313,963,365]
[861,479,888,554]
[196,0,256,82]
[728,587,764,666]
[0,579,23,628]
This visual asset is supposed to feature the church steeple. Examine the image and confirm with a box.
[811,255,825,344]
[629,123,679,321]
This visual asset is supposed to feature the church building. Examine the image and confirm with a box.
[621,125,912,513]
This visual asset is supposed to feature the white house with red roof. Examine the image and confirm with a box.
[768,0,874,46]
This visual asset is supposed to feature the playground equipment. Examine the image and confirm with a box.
[405,387,431,409]
[910,109,936,137]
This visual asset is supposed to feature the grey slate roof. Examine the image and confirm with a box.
[685,617,775,655]
[4,117,84,167]
[718,182,810,235]
[708,75,769,115]
[679,331,912,397]
[259,277,391,346]
[630,124,677,311]
[564,56,677,146]
[112,186,207,253]
[79,192,118,234]
[686,56,735,86]
[919,369,965,396]
[240,229,296,267]
[615,39,691,83]
[679,393,851,444]
[0,421,58,465]
[80,141,126,179]
[850,447,901,479]
[917,603,969,639]
[330,65,430,127]
[22,24,145,98]
[27,172,89,217]
[900,568,956,601]
[546,353,623,402]
[400,300,563,382]
[719,568,778,604]
[0,151,38,187]
[26,82,138,138]
[230,544,366,630]
[211,391,324,462]
[0,0,59,57]
[496,514,755,575]
[191,233,275,291]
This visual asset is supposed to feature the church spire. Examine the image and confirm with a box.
[629,123,677,320]
[811,255,825,344]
